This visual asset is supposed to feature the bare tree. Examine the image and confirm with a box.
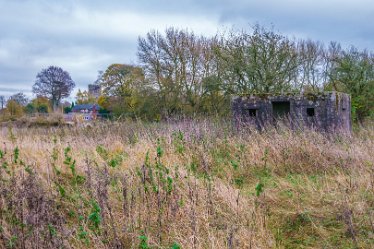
[297,39,326,92]
[32,66,75,110]
[138,28,219,115]
[9,92,28,106]
[0,95,5,109]
[216,25,299,94]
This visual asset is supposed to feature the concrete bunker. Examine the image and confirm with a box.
[272,101,290,119]
[231,91,351,132]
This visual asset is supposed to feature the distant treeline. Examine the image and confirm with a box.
[89,24,372,121]
[2,24,374,122]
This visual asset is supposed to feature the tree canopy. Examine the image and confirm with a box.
[136,25,374,121]
[99,63,147,117]
[32,66,75,109]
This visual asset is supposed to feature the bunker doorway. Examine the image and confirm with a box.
[272,101,290,119]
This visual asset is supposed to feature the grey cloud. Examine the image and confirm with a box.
[0,0,373,98]
[198,0,374,48]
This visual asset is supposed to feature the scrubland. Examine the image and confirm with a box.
[0,120,373,248]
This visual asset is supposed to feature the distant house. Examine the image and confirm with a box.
[65,104,99,122]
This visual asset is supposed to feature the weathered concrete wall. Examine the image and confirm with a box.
[325,92,351,132]
[231,92,351,132]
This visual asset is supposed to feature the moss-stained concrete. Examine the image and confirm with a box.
[232,91,351,132]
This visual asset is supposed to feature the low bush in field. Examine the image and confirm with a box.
[0,114,66,128]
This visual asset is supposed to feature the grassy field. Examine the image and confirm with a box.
[0,120,373,248]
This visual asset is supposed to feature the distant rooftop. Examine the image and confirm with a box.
[72,104,99,112]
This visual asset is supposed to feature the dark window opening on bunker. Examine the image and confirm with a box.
[247,109,257,117]
[272,101,290,118]
[307,108,315,117]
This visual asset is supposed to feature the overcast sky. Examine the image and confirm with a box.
[0,0,373,99]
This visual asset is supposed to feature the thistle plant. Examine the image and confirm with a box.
[63,146,75,176]
[13,146,19,164]
[88,200,102,232]
[172,130,185,154]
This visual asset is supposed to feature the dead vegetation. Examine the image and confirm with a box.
[0,114,67,128]
[0,120,373,248]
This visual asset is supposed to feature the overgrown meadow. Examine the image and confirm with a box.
[0,120,373,248]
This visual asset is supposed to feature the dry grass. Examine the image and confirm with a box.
[0,120,373,248]
[0,113,66,128]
